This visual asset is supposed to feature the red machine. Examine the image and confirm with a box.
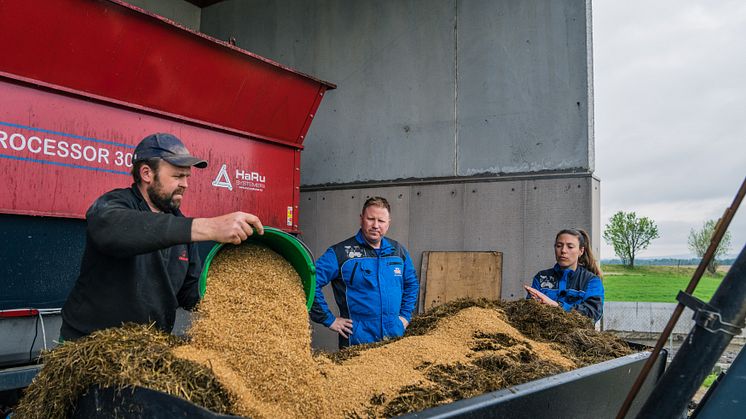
[0,0,335,231]
[0,0,334,394]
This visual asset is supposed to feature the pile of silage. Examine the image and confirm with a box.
[176,244,331,418]
[12,324,232,419]
[316,299,634,417]
[14,240,635,419]
[186,246,632,418]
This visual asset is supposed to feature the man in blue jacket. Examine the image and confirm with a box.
[310,197,419,348]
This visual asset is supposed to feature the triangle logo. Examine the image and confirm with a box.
[212,163,233,191]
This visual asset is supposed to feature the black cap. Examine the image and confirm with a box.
[133,133,208,169]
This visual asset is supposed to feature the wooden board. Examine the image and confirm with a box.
[420,251,502,311]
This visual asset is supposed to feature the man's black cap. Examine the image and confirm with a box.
[133,133,208,168]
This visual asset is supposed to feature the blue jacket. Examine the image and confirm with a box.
[310,230,419,347]
[530,264,604,322]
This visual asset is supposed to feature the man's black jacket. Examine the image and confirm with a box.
[61,185,201,340]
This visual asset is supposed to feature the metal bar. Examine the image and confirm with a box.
[616,176,746,419]
[0,309,39,318]
[0,365,43,392]
[635,244,746,418]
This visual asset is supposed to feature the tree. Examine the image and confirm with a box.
[603,211,660,268]
[688,219,732,274]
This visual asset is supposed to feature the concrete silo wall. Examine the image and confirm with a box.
[201,0,596,351]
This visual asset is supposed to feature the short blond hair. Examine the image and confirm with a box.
[362,196,390,214]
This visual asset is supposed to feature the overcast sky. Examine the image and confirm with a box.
[593,0,746,259]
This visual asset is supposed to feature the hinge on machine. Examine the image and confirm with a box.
[677,291,745,336]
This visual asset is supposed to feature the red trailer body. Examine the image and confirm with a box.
[0,0,335,231]
[0,0,334,374]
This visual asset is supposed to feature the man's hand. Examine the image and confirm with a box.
[399,316,409,329]
[523,285,559,307]
[191,212,264,244]
[329,317,353,338]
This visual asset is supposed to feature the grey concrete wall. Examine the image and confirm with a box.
[301,174,599,298]
[201,0,594,184]
[127,0,202,30]
[603,302,746,338]
[199,1,596,351]
[457,0,593,175]
[300,173,598,351]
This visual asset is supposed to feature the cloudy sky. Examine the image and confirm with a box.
[593,0,746,259]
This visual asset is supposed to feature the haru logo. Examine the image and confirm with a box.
[235,168,267,191]
[212,164,233,191]
[236,169,265,183]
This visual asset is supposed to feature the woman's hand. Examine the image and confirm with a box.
[523,285,559,307]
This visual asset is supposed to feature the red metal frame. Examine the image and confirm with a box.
[0,0,334,232]
[0,0,334,147]
[0,309,40,318]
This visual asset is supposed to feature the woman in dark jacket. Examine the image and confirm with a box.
[524,228,604,322]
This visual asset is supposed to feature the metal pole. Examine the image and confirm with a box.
[635,244,746,418]
[615,176,746,419]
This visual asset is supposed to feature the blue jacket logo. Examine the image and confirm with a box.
[344,246,363,258]
[539,275,554,289]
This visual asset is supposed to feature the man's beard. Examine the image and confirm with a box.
[147,180,183,213]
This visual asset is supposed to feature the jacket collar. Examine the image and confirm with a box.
[553,263,589,277]
[355,229,392,252]
[553,263,577,275]
[131,183,151,211]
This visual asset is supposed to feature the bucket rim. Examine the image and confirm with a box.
[198,227,316,311]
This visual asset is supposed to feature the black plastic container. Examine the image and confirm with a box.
[71,386,240,419]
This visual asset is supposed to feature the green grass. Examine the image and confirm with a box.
[703,372,718,388]
[602,264,725,302]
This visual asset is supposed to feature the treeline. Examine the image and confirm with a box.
[601,258,736,266]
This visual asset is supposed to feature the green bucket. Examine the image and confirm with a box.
[199,227,316,311]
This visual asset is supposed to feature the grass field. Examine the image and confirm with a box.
[601,264,725,302]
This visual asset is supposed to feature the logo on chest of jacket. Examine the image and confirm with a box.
[344,246,363,258]
[178,250,189,262]
[393,267,402,276]
[539,275,555,289]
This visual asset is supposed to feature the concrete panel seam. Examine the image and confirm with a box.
[301,170,595,191]
[453,0,459,177]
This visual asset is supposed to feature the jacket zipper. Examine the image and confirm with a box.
[349,262,359,286]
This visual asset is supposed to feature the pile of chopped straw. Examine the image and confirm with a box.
[13,324,232,419]
[316,299,632,417]
[177,244,330,418]
[14,243,633,419]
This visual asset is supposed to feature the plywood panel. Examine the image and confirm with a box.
[423,251,502,310]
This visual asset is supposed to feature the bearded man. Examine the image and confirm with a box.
[60,133,264,341]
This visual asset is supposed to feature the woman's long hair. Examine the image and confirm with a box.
[556,228,603,278]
